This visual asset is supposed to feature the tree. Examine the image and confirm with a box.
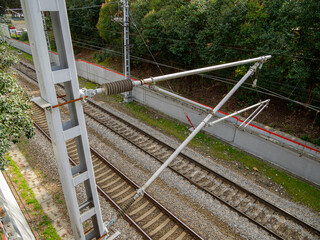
[0,0,21,14]
[96,0,320,115]
[0,39,34,169]
[67,0,105,44]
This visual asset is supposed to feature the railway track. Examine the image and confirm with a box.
[16,61,320,240]
[32,101,202,240]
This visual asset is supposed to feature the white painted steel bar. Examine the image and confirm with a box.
[133,55,271,86]
[238,102,265,128]
[138,61,265,194]
[138,113,213,193]
[206,100,270,127]
[240,102,269,129]
[21,0,106,239]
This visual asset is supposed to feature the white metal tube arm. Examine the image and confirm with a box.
[206,99,270,127]
[133,55,271,87]
[136,60,267,196]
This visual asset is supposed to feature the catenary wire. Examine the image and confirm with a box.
[67,1,118,11]
[68,19,320,63]
[128,13,175,92]
[71,33,319,99]
[71,35,320,104]
[71,37,320,108]
[71,40,320,111]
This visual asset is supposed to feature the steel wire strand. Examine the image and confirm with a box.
[71,40,320,111]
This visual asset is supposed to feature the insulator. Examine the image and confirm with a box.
[102,79,133,96]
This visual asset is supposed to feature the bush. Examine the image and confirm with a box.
[20,32,28,42]
[10,33,18,39]
[312,136,320,146]
[300,135,311,142]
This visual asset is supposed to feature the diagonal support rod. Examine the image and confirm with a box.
[105,58,271,231]
[136,61,263,195]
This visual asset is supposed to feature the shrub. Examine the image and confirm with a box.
[20,32,28,42]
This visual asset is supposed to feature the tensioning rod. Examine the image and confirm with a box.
[133,55,271,87]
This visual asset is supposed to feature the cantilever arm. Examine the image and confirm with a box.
[136,61,267,197]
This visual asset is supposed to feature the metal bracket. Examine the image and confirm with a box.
[79,88,103,99]
[31,97,51,111]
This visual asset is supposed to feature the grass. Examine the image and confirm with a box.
[78,77,99,89]
[125,101,320,212]
[19,51,33,63]
[5,155,60,239]
[7,44,34,63]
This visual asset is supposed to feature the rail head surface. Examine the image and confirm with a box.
[22,63,320,239]
[92,147,204,240]
[84,98,320,237]
[32,104,203,240]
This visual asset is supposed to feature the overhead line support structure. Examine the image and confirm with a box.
[136,60,268,194]
[20,0,106,239]
[105,56,271,230]
[122,0,132,103]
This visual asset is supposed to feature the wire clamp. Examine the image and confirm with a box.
[136,188,145,198]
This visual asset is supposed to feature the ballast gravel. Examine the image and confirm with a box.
[85,98,320,239]
[23,128,144,240]
[17,71,320,239]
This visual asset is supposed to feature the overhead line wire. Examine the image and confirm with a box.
[68,21,320,62]
[72,38,320,111]
[72,35,320,103]
[67,1,118,11]
[129,14,175,92]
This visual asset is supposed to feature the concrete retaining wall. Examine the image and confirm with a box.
[8,37,32,54]
[76,60,124,85]
[133,87,320,185]
[9,38,320,186]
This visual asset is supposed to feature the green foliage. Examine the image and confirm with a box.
[300,134,320,146]
[300,134,311,142]
[20,31,29,42]
[0,41,34,169]
[78,77,99,89]
[6,157,60,239]
[313,136,320,146]
[95,0,320,116]
[0,0,20,14]
[67,0,105,44]
[10,33,19,39]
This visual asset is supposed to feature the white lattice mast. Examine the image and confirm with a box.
[122,0,132,103]
[20,0,106,239]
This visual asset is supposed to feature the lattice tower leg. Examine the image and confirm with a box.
[20,0,106,239]
[123,0,132,103]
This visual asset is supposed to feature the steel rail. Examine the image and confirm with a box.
[32,104,203,240]
[33,120,152,239]
[84,102,284,240]
[78,88,320,237]
[17,61,320,239]
[85,99,320,239]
